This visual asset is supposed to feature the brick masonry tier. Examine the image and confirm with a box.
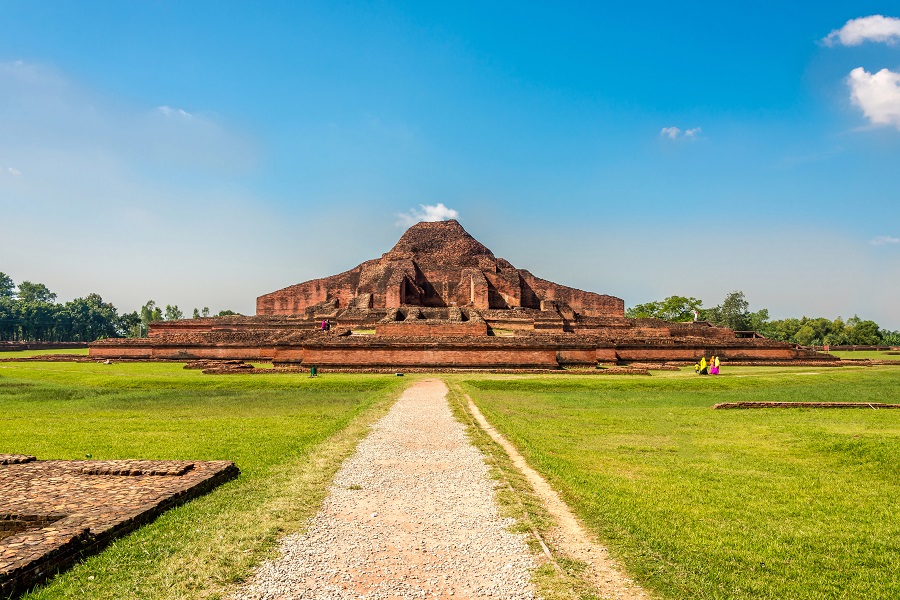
[0,458,238,598]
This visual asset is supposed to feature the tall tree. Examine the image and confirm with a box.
[0,297,20,340]
[708,291,751,331]
[0,272,14,298]
[119,311,142,338]
[846,316,881,345]
[17,281,57,303]
[140,300,163,336]
[164,304,184,321]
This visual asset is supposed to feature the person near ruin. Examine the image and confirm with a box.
[325,319,331,331]
[709,355,718,375]
[693,308,699,322]
[694,362,701,374]
[714,355,721,374]
[321,319,327,331]
[699,356,708,375]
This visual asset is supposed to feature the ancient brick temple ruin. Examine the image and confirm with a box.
[91,220,834,369]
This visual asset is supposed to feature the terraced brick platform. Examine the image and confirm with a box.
[0,454,238,598]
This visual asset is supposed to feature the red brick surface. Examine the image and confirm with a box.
[0,457,237,597]
[257,220,624,317]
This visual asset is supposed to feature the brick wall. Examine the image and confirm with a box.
[375,322,488,337]
[286,347,559,368]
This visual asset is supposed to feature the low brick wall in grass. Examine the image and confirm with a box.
[0,455,238,598]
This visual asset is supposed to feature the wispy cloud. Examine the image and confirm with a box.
[396,203,460,227]
[660,126,680,140]
[660,126,702,141]
[848,67,900,129]
[824,15,900,46]
[0,60,258,175]
[157,105,192,118]
[7,167,21,176]
[871,235,900,245]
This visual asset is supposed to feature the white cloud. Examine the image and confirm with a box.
[396,203,460,227]
[824,15,900,46]
[7,167,21,176]
[684,127,702,139]
[660,126,680,139]
[871,235,900,245]
[848,67,900,129]
[157,105,192,118]
[660,126,701,141]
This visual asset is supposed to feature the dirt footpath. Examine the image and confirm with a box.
[233,379,536,599]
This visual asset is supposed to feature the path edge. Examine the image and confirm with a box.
[213,377,412,599]
[446,381,652,600]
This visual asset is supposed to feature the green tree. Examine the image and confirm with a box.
[217,309,240,316]
[164,304,184,321]
[0,272,14,298]
[702,291,751,330]
[18,299,56,341]
[0,297,21,340]
[60,294,120,341]
[626,296,703,321]
[747,308,770,333]
[794,324,818,346]
[846,316,881,345]
[140,300,163,336]
[763,317,803,342]
[715,291,751,331]
[882,330,900,345]
[17,281,57,303]
[626,301,662,319]
[119,311,142,338]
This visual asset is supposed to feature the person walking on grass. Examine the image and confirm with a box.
[699,356,708,375]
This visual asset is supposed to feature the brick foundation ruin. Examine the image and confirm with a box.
[90,220,836,368]
[0,455,238,597]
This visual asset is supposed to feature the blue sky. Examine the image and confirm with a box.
[1,2,899,328]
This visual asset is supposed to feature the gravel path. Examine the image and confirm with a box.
[233,379,537,599]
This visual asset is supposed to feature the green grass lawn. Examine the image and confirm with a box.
[0,347,89,358]
[0,361,406,599]
[461,366,900,600]
[830,350,900,361]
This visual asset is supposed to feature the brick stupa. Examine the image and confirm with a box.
[91,220,834,369]
[257,219,622,317]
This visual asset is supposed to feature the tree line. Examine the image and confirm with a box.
[626,291,900,346]
[0,272,238,342]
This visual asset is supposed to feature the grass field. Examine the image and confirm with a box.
[0,348,89,358]
[461,366,900,599]
[0,361,406,599]
[4,360,899,599]
[829,350,900,361]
